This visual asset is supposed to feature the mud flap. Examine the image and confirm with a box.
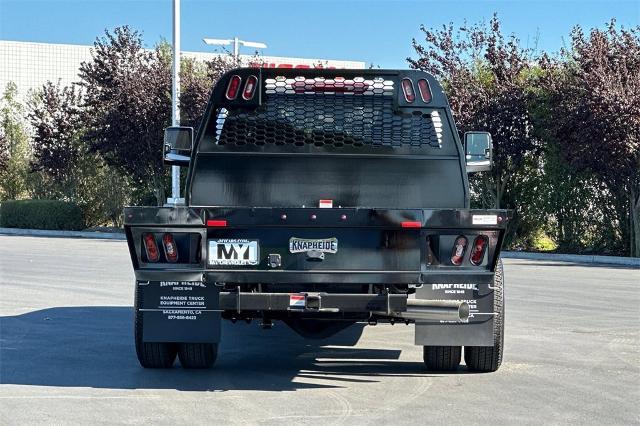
[414,283,494,346]
[135,273,221,343]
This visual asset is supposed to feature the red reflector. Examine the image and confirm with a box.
[162,233,178,263]
[401,78,415,103]
[207,219,228,227]
[143,233,160,263]
[470,235,488,266]
[451,236,468,266]
[417,79,432,103]
[226,75,242,100]
[242,75,258,100]
[401,221,422,228]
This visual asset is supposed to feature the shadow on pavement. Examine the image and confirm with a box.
[0,306,436,392]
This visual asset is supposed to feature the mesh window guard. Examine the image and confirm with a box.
[213,75,443,150]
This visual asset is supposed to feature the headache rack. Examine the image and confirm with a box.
[196,68,457,157]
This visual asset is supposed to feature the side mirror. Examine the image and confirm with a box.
[464,131,492,173]
[164,126,193,166]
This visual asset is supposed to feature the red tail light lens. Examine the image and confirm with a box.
[401,221,422,228]
[451,236,468,266]
[143,233,160,263]
[417,79,432,103]
[162,233,179,263]
[470,235,488,266]
[225,75,242,100]
[401,78,416,103]
[206,219,227,227]
[242,75,258,100]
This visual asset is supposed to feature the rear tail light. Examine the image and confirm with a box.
[401,78,416,103]
[225,75,242,100]
[417,79,432,103]
[143,233,160,263]
[162,233,179,263]
[451,236,468,266]
[470,235,488,266]
[242,75,258,100]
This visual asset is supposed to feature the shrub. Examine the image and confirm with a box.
[0,199,85,230]
[530,229,558,252]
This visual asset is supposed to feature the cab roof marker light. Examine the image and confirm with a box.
[242,75,258,100]
[401,78,416,103]
[225,75,242,100]
[207,219,228,227]
[417,79,432,103]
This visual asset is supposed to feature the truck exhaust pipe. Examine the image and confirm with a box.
[377,299,469,322]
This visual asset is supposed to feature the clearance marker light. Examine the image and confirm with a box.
[207,220,228,227]
[401,221,422,228]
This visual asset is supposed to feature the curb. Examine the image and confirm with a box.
[502,251,639,267]
[0,227,126,240]
[1,228,638,267]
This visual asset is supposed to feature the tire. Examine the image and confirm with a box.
[465,258,505,372]
[423,345,461,371]
[134,309,177,368]
[178,343,218,369]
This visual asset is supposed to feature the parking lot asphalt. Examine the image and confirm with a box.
[0,235,638,425]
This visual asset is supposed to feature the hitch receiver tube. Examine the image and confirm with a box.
[377,299,469,322]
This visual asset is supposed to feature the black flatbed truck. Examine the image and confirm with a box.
[124,68,510,372]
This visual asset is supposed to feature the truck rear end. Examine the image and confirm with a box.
[125,68,510,372]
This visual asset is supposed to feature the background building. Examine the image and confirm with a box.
[0,40,366,101]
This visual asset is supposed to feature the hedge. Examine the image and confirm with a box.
[0,200,85,231]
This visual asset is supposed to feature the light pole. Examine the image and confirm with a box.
[169,0,182,205]
[202,37,268,61]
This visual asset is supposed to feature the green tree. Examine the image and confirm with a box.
[28,81,134,227]
[78,27,172,205]
[0,82,31,200]
[409,15,542,245]
[28,82,82,196]
[540,20,640,256]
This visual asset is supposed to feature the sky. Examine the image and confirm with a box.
[1,0,638,68]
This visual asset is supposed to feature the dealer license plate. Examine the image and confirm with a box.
[208,239,259,266]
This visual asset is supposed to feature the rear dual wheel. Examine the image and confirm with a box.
[178,343,218,369]
[465,259,504,372]
[423,345,461,371]
[423,259,505,373]
[134,309,217,369]
[134,309,177,368]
